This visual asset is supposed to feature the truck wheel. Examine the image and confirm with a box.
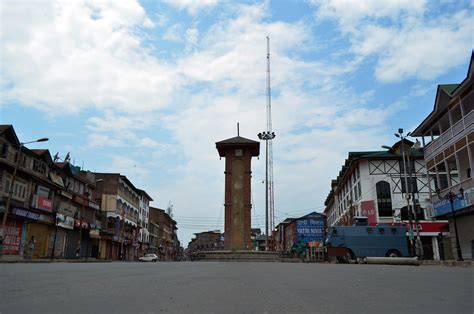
[345,249,355,263]
[386,250,401,257]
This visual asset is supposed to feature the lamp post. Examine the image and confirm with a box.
[258,131,276,251]
[437,188,464,261]
[0,137,49,258]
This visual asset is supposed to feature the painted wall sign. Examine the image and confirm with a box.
[360,200,377,225]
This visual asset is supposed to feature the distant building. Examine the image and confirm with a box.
[93,173,142,261]
[187,230,223,254]
[137,189,153,257]
[275,212,326,253]
[411,53,473,260]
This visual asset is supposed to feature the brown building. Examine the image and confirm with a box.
[187,230,223,254]
[93,173,142,261]
[149,206,178,261]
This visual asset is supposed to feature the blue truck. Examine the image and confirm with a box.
[325,217,409,262]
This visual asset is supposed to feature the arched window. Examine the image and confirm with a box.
[376,181,392,217]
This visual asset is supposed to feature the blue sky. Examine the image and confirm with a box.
[1,0,472,245]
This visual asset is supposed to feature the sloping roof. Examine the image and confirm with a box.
[439,84,459,95]
[216,136,259,145]
[216,136,260,157]
[137,188,154,201]
[0,125,20,146]
[411,52,473,136]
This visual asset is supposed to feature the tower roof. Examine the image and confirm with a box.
[216,136,260,157]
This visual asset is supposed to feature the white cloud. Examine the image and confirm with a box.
[0,0,180,114]
[163,24,183,42]
[162,0,218,15]
[312,0,472,82]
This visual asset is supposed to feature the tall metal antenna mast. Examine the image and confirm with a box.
[258,36,276,251]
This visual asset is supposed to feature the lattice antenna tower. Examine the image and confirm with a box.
[266,37,276,237]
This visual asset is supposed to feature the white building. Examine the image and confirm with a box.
[324,140,448,260]
[138,189,153,255]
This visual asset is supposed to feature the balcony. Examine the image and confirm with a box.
[424,110,473,160]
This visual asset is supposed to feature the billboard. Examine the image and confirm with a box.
[295,212,325,243]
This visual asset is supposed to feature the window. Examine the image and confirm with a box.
[376,181,392,217]
[399,159,416,174]
[32,159,46,175]
[1,144,8,158]
[401,177,418,193]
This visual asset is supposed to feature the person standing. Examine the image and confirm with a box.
[27,236,36,260]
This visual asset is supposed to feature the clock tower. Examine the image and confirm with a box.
[216,135,260,250]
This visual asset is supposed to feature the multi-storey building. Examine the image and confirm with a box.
[0,125,100,260]
[149,206,178,261]
[137,189,153,257]
[94,173,142,261]
[324,140,448,260]
[412,53,473,260]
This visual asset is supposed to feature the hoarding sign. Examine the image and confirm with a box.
[36,195,53,212]
[296,217,325,242]
[360,200,377,225]
[2,220,23,255]
[56,214,74,230]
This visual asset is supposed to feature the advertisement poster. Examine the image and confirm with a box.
[3,220,23,255]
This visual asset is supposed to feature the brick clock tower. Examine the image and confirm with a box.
[216,135,260,250]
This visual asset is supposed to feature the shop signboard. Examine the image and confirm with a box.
[88,201,100,210]
[74,219,89,229]
[58,201,77,217]
[34,195,53,212]
[49,172,65,187]
[56,214,74,230]
[13,208,40,221]
[295,212,325,243]
[432,188,473,217]
[2,220,23,255]
[89,229,100,239]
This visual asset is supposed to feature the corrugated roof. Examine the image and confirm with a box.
[439,84,459,95]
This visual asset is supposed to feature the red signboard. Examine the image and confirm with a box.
[3,219,23,255]
[360,200,377,225]
[37,195,53,212]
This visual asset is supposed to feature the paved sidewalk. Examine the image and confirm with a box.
[420,260,472,267]
[0,256,111,263]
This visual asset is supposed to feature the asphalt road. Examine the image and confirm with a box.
[0,262,472,314]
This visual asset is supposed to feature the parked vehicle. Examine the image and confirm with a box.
[139,254,158,262]
[325,217,409,262]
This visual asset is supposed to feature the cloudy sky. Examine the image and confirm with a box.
[1,0,472,245]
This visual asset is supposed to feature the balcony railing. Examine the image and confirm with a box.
[423,110,473,160]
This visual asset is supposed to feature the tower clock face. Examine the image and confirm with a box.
[235,149,243,156]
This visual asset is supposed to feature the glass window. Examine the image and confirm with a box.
[401,177,418,193]
[376,181,392,217]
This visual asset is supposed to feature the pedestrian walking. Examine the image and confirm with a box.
[27,236,36,260]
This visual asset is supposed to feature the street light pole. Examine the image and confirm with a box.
[0,138,49,258]
[438,189,464,261]
[258,131,276,252]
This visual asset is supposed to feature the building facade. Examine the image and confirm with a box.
[412,53,473,260]
[324,140,448,260]
[94,173,141,261]
[137,189,153,257]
